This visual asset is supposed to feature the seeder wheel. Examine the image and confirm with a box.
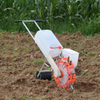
[53,57,76,89]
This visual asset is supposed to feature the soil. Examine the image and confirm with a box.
[0,31,100,100]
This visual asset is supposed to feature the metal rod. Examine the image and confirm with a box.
[37,59,47,77]
[22,21,35,41]
[44,63,50,68]
[23,20,41,30]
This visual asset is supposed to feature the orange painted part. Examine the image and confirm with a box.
[58,46,62,49]
[50,46,53,49]
[53,57,76,90]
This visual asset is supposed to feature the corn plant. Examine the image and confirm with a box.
[0,0,100,33]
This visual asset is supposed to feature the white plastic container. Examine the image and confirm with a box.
[35,30,63,58]
[62,48,79,68]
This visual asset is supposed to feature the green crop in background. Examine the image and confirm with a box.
[0,0,100,35]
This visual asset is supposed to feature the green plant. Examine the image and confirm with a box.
[23,96,28,99]
[12,50,18,55]
[1,34,5,37]
[80,72,85,76]
[3,49,7,54]
[11,31,16,35]
[82,52,87,56]
[88,94,94,100]
[0,0,99,36]
[24,68,27,71]
[8,66,14,69]
[6,40,9,43]
[89,51,93,56]
[29,97,37,100]
[9,96,14,100]
[37,68,40,71]
[6,44,9,48]
[95,58,100,62]
[12,58,17,62]
[23,60,28,63]
[87,45,90,48]
[31,42,33,45]
[32,69,36,72]
[17,67,20,70]
[38,59,44,66]
[85,72,92,76]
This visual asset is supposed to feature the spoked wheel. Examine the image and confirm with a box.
[53,57,76,90]
[36,70,52,80]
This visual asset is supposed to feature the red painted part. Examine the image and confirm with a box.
[53,57,76,90]
[58,46,62,49]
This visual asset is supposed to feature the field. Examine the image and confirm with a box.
[0,31,100,100]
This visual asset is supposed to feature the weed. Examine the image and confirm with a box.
[32,60,44,66]
[1,34,4,37]
[32,60,37,64]
[78,46,84,50]
[8,66,14,69]
[69,39,75,43]
[12,58,17,62]
[0,40,1,43]
[9,96,14,100]
[37,68,40,71]
[9,36,13,38]
[29,37,32,40]
[38,60,44,66]
[96,73,99,75]
[31,42,33,45]
[82,52,87,56]
[81,40,84,42]
[3,49,7,54]
[6,44,9,48]
[80,72,85,76]
[93,41,96,44]
[87,45,90,48]
[11,32,16,35]
[12,50,18,55]
[32,69,36,72]
[23,96,28,99]
[29,97,37,100]
[88,94,94,100]
[41,95,46,98]
[95,58,100,62]
[15,42,17,45]
[23,60,28,63]
[18,42,21,44]
[24,68,27,71]
[33,46,36,49]
[49,68,52,71]
[85,72,92,76]
[89,51,93,56]
[17,67,20,70]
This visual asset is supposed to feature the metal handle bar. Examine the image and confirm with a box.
[14,20,43,23]
[14,20,43,41]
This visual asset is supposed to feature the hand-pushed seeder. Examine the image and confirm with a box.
[14,20,79,89]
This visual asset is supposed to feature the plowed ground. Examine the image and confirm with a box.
[0,31,100,100]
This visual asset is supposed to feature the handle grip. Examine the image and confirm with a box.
[14,20,22,23]
[35,20,43,22]
[14,20,43,23]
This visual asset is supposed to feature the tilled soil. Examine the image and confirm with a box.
[0,31,100,100]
